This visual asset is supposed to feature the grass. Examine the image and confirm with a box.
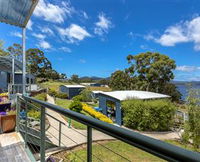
[165,139,200,152]
[54,139,200,162]
[54,140,165,162]
[55,98,87,130]
[40,80,71,91]
[88,86,112,92]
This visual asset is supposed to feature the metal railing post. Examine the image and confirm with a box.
[40,106,46,162]
[25,100,28,148]
[87,126,92,162]
[59,122,62,147]
[16,95,20,132]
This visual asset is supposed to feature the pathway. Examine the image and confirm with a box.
[46,95,114,148]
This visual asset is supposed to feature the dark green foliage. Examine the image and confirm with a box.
[122,99,176,131]
[182,89,200,149]
[71,74,80,83]
[109,52,181,102]
[72,89,92,102]
[79,89,92,102]
[69,100,83,113]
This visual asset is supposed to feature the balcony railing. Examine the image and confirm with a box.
[16,95,200,162]
[8,84,39,94]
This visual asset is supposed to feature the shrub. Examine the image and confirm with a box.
[82,103,113,124]
[48,88,57,97]
[28,109,40,120]
[55,92,68,99]
[72,89,92,102]
[79,89,92,102]
[122,99,176,131]
[34,93,47,101]
[72,95,83,102]
[69,100,83,113]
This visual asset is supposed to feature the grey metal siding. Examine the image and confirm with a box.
[68,88,84,99]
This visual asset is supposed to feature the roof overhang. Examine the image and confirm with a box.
[0,56,22,73]
[0,0,39,28]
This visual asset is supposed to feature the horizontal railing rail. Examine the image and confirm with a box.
[20,95,200,162]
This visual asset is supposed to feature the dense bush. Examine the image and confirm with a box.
[28,109,40,120]
[182,89,200,149]
[69,100,83,113]
[72,89,92,102]
[82,103,113,124]
[122,99,176,131]
[48,88,68,99]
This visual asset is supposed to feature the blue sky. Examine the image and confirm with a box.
[1,0,200,81]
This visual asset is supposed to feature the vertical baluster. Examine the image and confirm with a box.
[16,95,20,132]
[87,126,92,162]
[40,106,46,162]
[59,122,62,147]
[25,100,28,148]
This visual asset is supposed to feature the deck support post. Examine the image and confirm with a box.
[40,106,46,162]
[87,126,92,162]
[59,122,62,147]
[16,95,20,132]
[25,100,28,148]
[22,28,26,95]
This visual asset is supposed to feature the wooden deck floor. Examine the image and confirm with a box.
[0,132,31,162]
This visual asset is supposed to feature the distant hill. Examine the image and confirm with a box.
[80,76,110,81]
[172,81,200,86]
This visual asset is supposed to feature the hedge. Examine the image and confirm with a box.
[82,103,113,124]
[69,100,83,113]
[122,99,176,131]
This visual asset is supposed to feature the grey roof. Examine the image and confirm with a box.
[0,56,22,73]
[62,85,85,88]
[99,90,170,101]
[0,0,38,28]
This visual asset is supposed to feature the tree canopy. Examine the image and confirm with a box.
[109,52,181,102]
[0,42,65,80]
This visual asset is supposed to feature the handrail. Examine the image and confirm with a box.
[22,95,200,162]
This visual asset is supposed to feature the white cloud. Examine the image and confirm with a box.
[59,47,71,53]
[82,11,88,19]
[56,24,91,43]
[32,33,46,39]
[10,32,22,38]
[176,65,200,72]
[27,20,33,30]
[94,13,113,36]
[34,0,74,23]
[147,16,200,51]
[79,59,86,64]
[40,27,54,36]
[38,40,51,49]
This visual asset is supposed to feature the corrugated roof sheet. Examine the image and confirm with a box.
[0,0,38,28]
[99,90,170,101]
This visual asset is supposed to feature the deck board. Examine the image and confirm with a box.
[0,132,32,162]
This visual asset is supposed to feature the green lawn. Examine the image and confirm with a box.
[55,98,87,130]
[40,80,71,91]
[54,139,200,162]
[55,141,165,162]
[165,139,200,152]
